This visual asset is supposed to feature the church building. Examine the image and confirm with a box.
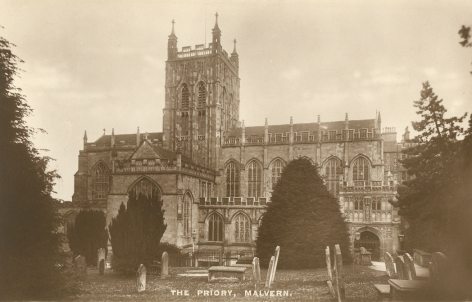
[63,15,402,260]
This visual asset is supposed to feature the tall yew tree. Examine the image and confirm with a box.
[109,191,166,274]
[256,158,351,269]
[67,210,108,265]
[0,35,73,298]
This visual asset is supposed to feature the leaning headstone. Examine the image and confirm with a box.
[136,264,146,293]
[161,251,169,279]
[269,246,280,284]
[252,257,261,287]
[325,246,333,281]
[265,256,275,288]
[97,248,106,275]
[333,244,345,302]
[74,255,87,276]
[394,255,406,280]
[429,252,448,284]
[384,252,396,278]
[403,253,416,280]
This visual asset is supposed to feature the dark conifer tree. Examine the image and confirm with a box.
[256,158,351,269]
[399,82,467,252]
[0,35,74,298]
[67,210,108,265]
[109,191,166,274]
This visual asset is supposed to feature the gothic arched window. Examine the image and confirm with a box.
[325,157,343,196]
[183,193,192,237]
[226,161,240,197]
[234,213,251,242]
[181,84,190,110]
[197,82,206,109]
[92,162,109,200]
[247,160,262,198]
[353,157,370,183]
[271,159,285,189]
[208,213,223,241]
[197,82,206,136]
[130,178,160,199]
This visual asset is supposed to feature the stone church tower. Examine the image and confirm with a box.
[163,14,240,169]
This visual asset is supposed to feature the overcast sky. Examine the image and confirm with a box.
[1,0,471,201]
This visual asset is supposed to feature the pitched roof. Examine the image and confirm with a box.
[227,119,376,137]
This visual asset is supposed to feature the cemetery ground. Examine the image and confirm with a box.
[72,265,388,301]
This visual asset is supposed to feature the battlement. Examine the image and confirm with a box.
[177,44,212,58]
[382,127,396,134]
[175,43,237,70]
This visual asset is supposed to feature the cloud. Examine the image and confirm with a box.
[423,67,438,77]
[280,67,301,81]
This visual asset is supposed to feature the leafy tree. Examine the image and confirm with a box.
[109,191,166,274]
[459,25,472,73]
[67,210,108,266]
[256,158,351,269]
[0,35,75,298]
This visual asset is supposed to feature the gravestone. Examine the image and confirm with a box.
[74,255,87,276]
[325,246,332,281]
[265,256,275,288]
[136,264,146,293]
[269,246,280,284]
[403,253,416,280]
[333,244,345,302]
[360,248,372,266]
[394,255,407,280]
[161,251,169,278]
[252,257,261,287]
[429,252,448,284]
[97,248,106,275]
[325,246,335,298]
[384,252,396,278]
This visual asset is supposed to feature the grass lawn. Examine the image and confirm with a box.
[71,265,388,301]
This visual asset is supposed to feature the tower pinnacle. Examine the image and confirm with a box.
[232,39,237,54]
[211,12,221,53]
[168,19,178,59]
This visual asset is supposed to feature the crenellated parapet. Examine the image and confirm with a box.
[223,117,381,147]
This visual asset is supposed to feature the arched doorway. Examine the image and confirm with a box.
[354,231,380,260]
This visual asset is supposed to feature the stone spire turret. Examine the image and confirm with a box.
[212,12,222,53]
[168,19,178,60]
[230,39,239,70]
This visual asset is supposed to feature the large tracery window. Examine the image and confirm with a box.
[271,159,285,189]
[208,213,223,242]
[226,161,240,197]
[181,84,190,110]
[325,158,343,197]
[234,213,251,242]
[92,162,110,200]
[183,193,192,237]
[197,82,206,109]
[247,160,262,198]
[352,157,370,185]
[130,178,160,199]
